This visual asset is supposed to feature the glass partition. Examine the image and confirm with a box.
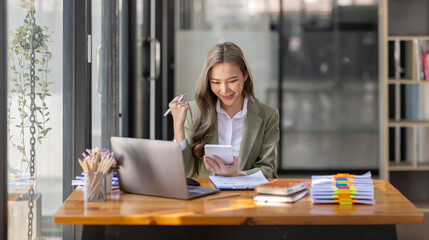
[7,1,63,239]
[280,0,379,170]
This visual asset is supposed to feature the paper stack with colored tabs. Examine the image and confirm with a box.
[310,171,375,205]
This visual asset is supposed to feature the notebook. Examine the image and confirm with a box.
[254,189,309,203]
[255,180,308,196]
[209,170,269,190]
[110,137,219,200]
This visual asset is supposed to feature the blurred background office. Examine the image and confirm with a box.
[172,0,379,171]
[3,0,380,239]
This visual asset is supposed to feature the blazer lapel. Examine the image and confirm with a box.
[239,101,262,170]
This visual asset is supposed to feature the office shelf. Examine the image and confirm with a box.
[388,121,429,127]
[389,162,429,171]
[388,36,429,41]
[381,0,429,180]
[388,79,429,84]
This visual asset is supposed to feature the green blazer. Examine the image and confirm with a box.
[181,100,279,178]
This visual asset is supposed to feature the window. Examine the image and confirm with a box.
[7,1,63,239]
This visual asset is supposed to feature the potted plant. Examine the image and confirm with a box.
[7,0,54,174]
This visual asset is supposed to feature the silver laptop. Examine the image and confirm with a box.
[110,137,219,199]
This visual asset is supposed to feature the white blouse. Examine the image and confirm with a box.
[215,98,248,158]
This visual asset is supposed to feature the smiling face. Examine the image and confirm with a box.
[209,62,248,114]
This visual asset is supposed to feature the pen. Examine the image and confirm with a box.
[163,93,187,117]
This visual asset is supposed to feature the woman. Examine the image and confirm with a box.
[170,42,279,178]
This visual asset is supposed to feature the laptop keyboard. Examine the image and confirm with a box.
[187,186,205,193]
[187,186,216,198]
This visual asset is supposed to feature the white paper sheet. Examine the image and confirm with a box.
[209,170,269,190]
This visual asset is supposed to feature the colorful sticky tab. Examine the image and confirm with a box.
[330,173,358,205]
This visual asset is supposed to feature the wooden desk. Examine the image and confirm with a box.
[54,179,423,240]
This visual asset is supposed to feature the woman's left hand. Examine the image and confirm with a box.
[203,155,245,177]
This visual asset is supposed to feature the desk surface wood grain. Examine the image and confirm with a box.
[53,179,423,226]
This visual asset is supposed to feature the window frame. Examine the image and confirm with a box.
[63,0,92,238]
[0,0,8,239]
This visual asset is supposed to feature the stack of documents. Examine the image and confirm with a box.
[311,171,375,205]
[254,180,309,204]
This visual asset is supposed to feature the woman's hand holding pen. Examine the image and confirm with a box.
[169,94,189,143]
[203,155,245,177]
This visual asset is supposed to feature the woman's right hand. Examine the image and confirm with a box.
[169,94,189,142]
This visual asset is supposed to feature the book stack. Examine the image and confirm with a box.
[311,171,375,205]
[253,179,309,204]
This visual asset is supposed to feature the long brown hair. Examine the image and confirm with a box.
[191,42,256,175]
